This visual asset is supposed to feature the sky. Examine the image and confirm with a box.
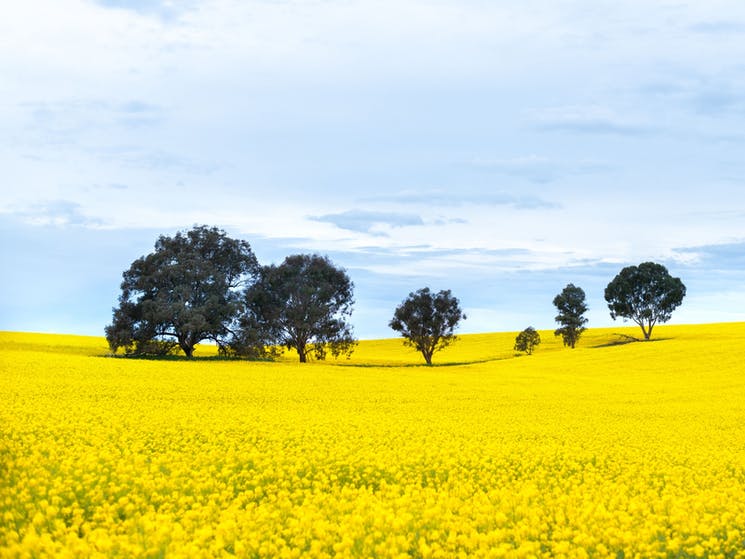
[2,0,745,340]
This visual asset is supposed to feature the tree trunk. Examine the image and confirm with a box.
[298,345,307,363]
[178,333,195,358]
[422,351,432,365]
[643,323,652,340]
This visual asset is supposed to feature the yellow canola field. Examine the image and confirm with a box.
[2,325,745,558]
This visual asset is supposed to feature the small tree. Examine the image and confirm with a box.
[232,254,356,362]
[389,287,466,365]
[604,262,686,340]
[105,225,259,357]
[514,326,541,355]
[553,284,588,348]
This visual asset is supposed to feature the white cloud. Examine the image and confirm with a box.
[16,200,102,227]
[311,209,425,234]
[529,105,655,136]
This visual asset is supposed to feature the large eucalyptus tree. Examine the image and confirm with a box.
[605,262,686,340]
[105,225,258,357]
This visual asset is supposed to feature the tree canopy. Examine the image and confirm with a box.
[514,326,541,355]
[553,284,588,348]
[232,254,356,362]
[105,225,258,357]
[604,262,686,340]
[389,288,465,365]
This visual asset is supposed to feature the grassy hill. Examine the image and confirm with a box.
[2,324,745,557]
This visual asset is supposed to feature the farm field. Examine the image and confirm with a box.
[2,324,745,558]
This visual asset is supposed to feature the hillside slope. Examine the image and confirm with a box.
[1,323,744,557]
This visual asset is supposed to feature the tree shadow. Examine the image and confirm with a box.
[100,353,273,362]
[337,357,509,368]
[591,333,671,348]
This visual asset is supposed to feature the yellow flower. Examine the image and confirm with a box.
[3,326,745,558]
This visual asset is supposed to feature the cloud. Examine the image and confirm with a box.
[95,146,218,174]
[15,200,103,227]
[530,106,654,136]
[641,73,745,118]
[95,0,198,22]
[19,99,166,147]
[433,217,468,226]
[114,101,165,127]
[360,245,533,260]
[311,210,425,235]
[89,183,129,191]
[328,242,600,279]
[470,155,561,183]
[22,99,163,119]
[689,21,745,34]
[672,242,745,269]
[470,155,613,184]
[693,88,745,116]
[365,190,559,210]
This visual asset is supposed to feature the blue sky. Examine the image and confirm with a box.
[2,0,745,339]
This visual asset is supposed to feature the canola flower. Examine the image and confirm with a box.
[1,326,745,558]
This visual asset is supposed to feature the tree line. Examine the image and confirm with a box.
[106,226,686,364]
[514,263,686,357]
[105,226,355,362]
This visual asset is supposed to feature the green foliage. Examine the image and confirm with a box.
[604,262,686,340]
[231,254,357,362]
[389,288,466,365]
[105,225,259,357]
[514,326,541,355]
[553,284,588,348]
[218,327,282,361]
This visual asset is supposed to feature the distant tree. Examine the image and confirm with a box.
[389,288,466,365]
[514,326,541,355]
[231,254,356,362]
[105,225,258,357]
[604,262,686,340]
[553,284,588,348]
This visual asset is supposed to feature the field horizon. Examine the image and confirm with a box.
[2,320,742,365]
